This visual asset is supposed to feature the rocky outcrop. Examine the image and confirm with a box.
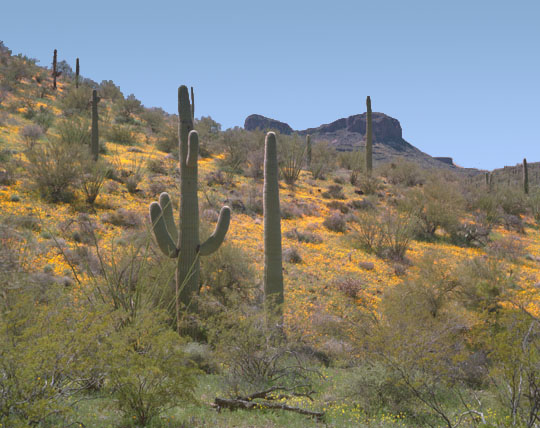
[434,157,454,166]
[244,114,293,135]
[300,113,402,144]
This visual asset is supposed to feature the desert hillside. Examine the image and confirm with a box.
[2,42,540,427]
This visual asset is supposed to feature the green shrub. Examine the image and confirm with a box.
[107,124,137,145]
[323,211,348,233]
[60,86,93,116]
[309,140,336,180]
[26,137,81,202]
[104,310,197,426]
[379,160,426,187]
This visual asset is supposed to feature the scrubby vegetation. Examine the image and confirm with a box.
[2,41,540,427]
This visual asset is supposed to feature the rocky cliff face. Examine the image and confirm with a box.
[243,111,473,172]
[244,114,293,135]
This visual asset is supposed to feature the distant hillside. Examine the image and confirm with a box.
[244,113,480,174]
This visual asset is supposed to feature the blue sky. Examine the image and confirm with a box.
[2,0,539,170]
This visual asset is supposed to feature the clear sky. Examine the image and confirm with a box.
[2,0,539,170]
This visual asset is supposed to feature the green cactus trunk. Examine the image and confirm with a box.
[306,134,312,168]
[52,49,58,90]
[264,132,284,322]
[365,96,373,176]
[91,90,99,161]
[75,58,79,89]
[150,85,231,335]
[524,158,529,194]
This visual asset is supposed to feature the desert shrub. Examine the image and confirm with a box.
[496,186,528,216]
[355,174,382,195]
[155,124,178,153]
[118,93,143,120]
[379,160,426,187]
[146,157,167,175]
[140,107,166,133]
[33,106,55,131]
[280,201,304,219]
[309,140,336,179]
[323,211,348,233]
[104,310,197,426]
[399,179,463,240]
[486,236,526,262]
[101,208,142,228]
[19,124,43,148]
[107,124,137,145]
[284,228,323,244]
[283,247,302,263]
[79,160,107,204]
[333,276,365,299]
[217,127,251,174]
[60,86,92,115]
[352,210,414,261]
[279,134,306,185]
[26,137,82,202]
[98,79,124,101]
[322,184,345,199]
[529,188,540,225]
[199,243,256,308]
[57,117,91,146]
[210,309,319,399]
[326,200,349,213]
[451,217,492,247]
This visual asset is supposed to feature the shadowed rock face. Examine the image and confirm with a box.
[244,114,293,135]
[242,111,479,174]
[302,113,402,144]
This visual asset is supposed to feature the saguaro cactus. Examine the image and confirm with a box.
[75,58,80,88]
[264,132,284,321]
[523,158,529,194]
[91,90,100,161]
[365,96,373,176]
[190,86,195,117]
[52,49,61,90]
[306,134,312,168]
[150,86,231,333]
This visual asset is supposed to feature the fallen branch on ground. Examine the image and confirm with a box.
[213,397,324,421]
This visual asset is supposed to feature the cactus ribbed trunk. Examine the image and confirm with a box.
[75,58,80,88]
[264,132,284,321]
[177,86,199,319]
[150,85,231,336]
[91,90,99,161]
[306,134,312,168]
[523,158,529,194]
[365,96,373,176]
[52,49,58,90]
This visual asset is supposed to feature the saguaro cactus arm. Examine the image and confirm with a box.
[199,206,232,256]
[187,130,199,168]
[159,192,178,243]
[150,198,178,258]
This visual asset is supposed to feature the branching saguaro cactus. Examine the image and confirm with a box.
[91,89,100,161]
[75,58,80,88]
[523,158,529,194]
[365,96,373,176]
[306,134,312,168]
[52,49,61,90]
[264,132,284,322]
[150,86,231,333]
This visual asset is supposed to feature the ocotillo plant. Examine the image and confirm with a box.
[149,85,231,333]
[365,96,373,176]
[264,132,284,321]
[306,134,312,168]
[51,49,61,90]
[91,90,100,161]
[75,58,80,88]
[523,158,529,194]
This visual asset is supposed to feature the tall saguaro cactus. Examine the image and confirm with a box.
[306,134,312,168]
[264,132,284,321]
[523,158,529,194]
[75,58,80,88]
[52,49,61,90]
[91,90,100,161]
[149,86,231,333]
[365,96,373,176]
